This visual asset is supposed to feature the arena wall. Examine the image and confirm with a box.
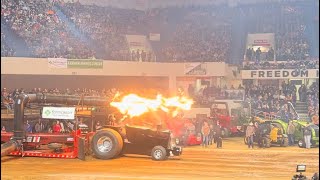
[1,57,226,77]
[1,57,227,93]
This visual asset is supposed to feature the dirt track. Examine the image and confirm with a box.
[1,137,319,180]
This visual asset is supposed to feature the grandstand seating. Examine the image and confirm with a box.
[1,0,318,63]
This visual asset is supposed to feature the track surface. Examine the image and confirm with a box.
[1,137,319,180]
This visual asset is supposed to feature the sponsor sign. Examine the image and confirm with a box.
[246,33,274,47]
[241,69,319,79]
[42,107,76,120]
[184,63,207,75]
[48,58,67,68]
[67,60,103,69]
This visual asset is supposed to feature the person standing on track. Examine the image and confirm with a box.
[287,121,295,146]
[201,120,210,148]
[246,122,255,149]
[208,124,214,145]
[214,121,223,148]
[303,122,312,149]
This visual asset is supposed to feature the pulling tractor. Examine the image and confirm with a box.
[244,119,289,148]
[1,93,182,161]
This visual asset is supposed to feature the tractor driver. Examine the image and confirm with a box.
[107,114,116,126]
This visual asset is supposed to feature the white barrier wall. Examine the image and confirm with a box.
[1,57,227,93]
[1,57,226,77]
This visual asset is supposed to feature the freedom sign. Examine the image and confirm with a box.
[42,107,76,120]
[241,69,319,79]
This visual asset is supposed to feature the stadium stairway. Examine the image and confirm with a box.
[295,101,310,121]
[1,20,32,57]
[53,6,105,59]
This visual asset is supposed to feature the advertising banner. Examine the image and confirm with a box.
[241,69,319,79]
[67,60,103,69]
[42,107,76,120]
[48,58,67,68]
[246,33,275,48]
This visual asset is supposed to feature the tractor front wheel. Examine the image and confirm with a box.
[91,128,123,160]
[151,146,167,161]
[298,139,306,148]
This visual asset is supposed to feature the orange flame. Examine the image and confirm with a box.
[110,94,193,119]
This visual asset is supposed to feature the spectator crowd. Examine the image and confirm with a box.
[243,4,311,62]
[1,0,316,62]
[1,33,15,57]
[244,81,319,122]
[1,0,94,59]
[243,59,319,70]
[307,82,319,119]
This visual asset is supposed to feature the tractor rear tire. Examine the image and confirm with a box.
[91,128,123,160]
[298,139,306,148]
[151,146,167,161]
[262,137,271,148]
[281,137,289,147]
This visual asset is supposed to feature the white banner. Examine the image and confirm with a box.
[241,69,319,79]
[42,107,76,120]
[246,33,275,49]
[48,58,67,68]
[149,33,160,41]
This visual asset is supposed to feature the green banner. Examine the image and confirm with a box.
[67,60,103,69]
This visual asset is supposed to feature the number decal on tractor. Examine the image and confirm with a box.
[33,136,41,142]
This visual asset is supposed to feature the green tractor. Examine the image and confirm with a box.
[252,102,319,148]
[244,119,289,148]
[291,120,319,148]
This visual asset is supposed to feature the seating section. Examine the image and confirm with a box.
[1,1,317,63]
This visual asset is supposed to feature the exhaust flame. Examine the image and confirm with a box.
[110,94,193,119]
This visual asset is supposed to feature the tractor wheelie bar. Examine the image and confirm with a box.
[1,93,182,161]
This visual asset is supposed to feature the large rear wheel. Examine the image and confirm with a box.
[91,128,123,160]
